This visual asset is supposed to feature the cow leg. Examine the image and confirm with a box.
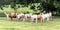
[11,18,13,20]
[25,17,27,20]
[41,18,43,22]
[36,18,38,23]
[47,18,49,22]
[6,16,9,20]
[31,18,34,23]
[17,16,20,20]
[22,17,25,22]
[18,18,20,20]
[42,18,45,22]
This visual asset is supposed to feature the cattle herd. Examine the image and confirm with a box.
[4,12,52,23]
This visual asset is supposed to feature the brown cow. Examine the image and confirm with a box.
[37,13,42,20]
[37,13,43,22]
[4,12,19,20]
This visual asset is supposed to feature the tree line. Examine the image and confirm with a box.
[0,0,60,16]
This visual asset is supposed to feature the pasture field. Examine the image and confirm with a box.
[0,17,60,30]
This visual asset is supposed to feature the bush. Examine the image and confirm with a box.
[0,13,6,17]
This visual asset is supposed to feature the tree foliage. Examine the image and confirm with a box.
[0,0,60,15]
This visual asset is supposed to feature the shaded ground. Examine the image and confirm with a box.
[0,17,60,30]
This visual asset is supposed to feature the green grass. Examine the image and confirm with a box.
[0,17,60,30]
[0,4,60,30]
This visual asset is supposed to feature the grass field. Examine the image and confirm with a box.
[0,17,60,30]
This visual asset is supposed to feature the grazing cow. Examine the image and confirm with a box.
[4,12,20,20]
[16,13,25,21]
[37,13,43,22]
[24,14,31,20]
[31,12,52,23]
[4,12,17,20]
[37,13,42,19]
[30,13,43,23]
[30,14,38,23]
[41,12,52,22]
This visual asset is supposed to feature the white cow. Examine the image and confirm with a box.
[41,12,52,22]
[30,14,38,23]
[24,14,31,20]
[16,13,25,21]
